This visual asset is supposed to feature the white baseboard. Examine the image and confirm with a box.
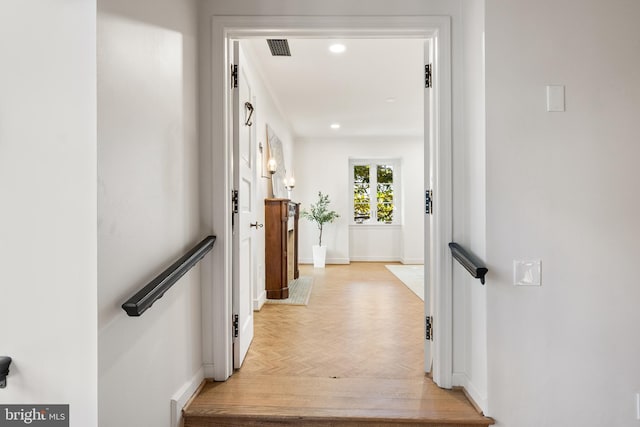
[400,258,424,265]
[253,290,266,311]
[452,372,488,414]
[202,363,215,379]
[170,367,205,427]
[299,257,350,265]
[349,256,401,262]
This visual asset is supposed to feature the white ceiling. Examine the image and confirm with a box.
[241,38,425,140]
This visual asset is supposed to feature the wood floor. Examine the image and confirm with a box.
[184,263,493,427]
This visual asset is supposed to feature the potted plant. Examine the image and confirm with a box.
[301,191,340,268]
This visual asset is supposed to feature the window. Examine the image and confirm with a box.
[350,159,400,224]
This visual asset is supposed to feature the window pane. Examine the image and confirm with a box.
[353,165,370,223]
[354,165,370,183]
[377,203,393,223]
[354,183,370,201]
[377,165,393,184]
[376,165,393,223]
[354,203,370,223]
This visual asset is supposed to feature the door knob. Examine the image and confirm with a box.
[250,222,263,229]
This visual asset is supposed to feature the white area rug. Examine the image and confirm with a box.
[385,265,424,301]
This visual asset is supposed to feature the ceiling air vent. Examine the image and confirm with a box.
[266,39,291,56]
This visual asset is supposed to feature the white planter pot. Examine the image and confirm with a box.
[312,245,327,268]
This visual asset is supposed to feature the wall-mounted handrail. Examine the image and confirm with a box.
[122,235,216,317]
[449,242,488,285]
[0,356,11,389]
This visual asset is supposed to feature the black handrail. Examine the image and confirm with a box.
[122,235,216,317]
[0,356,11,389]
[449,242,488,285]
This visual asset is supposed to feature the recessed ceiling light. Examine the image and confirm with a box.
[385,97,397,103]
[330,123,341,129]
[329,43,346,54]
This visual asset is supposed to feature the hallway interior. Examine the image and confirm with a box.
[184,263,492,426]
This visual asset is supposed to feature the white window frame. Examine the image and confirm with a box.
[349,158,401,226]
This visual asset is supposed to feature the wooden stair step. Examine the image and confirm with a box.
[183,376,493,427]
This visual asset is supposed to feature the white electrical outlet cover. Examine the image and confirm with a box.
[513,260,542,286]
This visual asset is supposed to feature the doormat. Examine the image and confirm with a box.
[385,265,424,301]
[265,276,313,306]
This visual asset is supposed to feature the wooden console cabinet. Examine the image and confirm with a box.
[264,199,299,299]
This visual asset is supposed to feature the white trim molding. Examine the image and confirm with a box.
[170,367,205,427]
[349,256,401,262]
[204,14,453,387]
[428,15,454,389]
[400,258,424,265]
[299,257,350,265]
[253,289,266,311]
[452,372,488,414]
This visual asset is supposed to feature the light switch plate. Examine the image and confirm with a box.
[514,260,542,286]
[546,85,565,112]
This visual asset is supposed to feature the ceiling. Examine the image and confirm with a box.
[241,38,425,140]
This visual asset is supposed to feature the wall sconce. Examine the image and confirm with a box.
[285,176,295,190]
[267,157,277,175]
[285,176,295,200]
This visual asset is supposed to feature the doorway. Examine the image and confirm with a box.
[203,15,453,389]
[236,36,426,368]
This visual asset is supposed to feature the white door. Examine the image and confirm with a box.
[424,40,434,374]
[232,41,256,369]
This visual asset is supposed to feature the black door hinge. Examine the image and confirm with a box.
[425,64,432,88]
[231,189,239,231]
[231,64,238,89]
[233,314,239,338]
[426,316,433,341]
[232,190,239,214]
[425,189,433,215]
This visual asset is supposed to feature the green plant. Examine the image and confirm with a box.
[301,191,340,246]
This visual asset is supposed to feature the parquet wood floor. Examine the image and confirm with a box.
[184,263,493,427]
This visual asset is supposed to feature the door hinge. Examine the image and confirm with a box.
[233,314,239,338]
[232,189,239,214]
[231,64,238,89]
[426,316,433,341]
[425,189,433,215]
[425,64,432,89]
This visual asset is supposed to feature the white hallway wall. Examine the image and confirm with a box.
[0,1,98,425]
[11,1,637,425]
[486,0,640,425]
[2,0,490,425]
[97,0,202,426]
[239,42,296,310]
[453,0,488,410]
[0,1,488,426]
[294,137,424,264]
